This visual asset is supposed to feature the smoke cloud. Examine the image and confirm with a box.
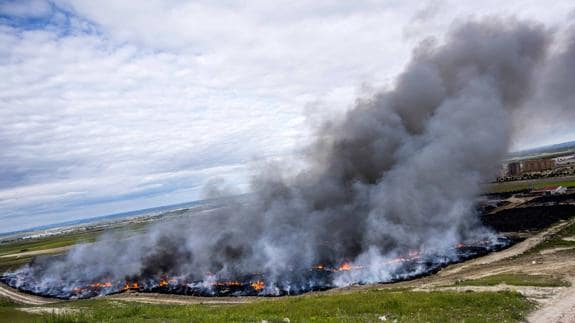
[8,17,571,295]
[513,23,575,145]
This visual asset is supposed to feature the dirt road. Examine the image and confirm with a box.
[528,277,575,323]
[0,283,57,305]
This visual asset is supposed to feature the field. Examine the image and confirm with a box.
[0,289,533,323]
[487,176,575,193]
[1,193,575,322]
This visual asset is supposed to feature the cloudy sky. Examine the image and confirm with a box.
[1,0,574,234]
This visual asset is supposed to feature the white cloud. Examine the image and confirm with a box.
[0,0,574,233]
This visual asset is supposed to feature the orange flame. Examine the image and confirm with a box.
[123,281,140,290]
[91,282,112,288]
[250,280,265,291]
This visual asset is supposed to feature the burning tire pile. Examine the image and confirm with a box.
[1,237,510,299]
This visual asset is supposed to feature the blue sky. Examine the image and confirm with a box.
[1,0,575,234]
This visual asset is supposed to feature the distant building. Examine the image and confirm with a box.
[507,162,522,176]
[555,154,575,166]
[522,159,555,173]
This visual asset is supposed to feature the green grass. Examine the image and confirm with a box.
[487,179,575,193]
[456,273,570,287]
[27,290,534,323]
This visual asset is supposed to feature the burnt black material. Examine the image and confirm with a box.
[0,237,510,300]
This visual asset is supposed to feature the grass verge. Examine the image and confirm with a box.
[0,297,39,323]
[30,290,535,323]
[455,273,570,287]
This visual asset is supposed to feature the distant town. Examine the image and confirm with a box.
[497,142,575,182]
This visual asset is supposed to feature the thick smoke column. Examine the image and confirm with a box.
[6,18,555,295]
[513,23,575,142]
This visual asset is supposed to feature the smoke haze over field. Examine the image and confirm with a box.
[9,17,575,294]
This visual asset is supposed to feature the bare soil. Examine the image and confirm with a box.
[528,277,575,323]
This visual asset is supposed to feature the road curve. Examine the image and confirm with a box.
[0,283,58,305]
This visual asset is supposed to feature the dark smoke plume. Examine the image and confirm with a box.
[513,23,575,142]
[7,17,565,295]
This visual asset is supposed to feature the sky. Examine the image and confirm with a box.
[1,0,575,234]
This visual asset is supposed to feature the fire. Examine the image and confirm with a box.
[158,276,178,287]
[250,280,265,291]
[89,281,112,289]
[338,263,352,271]
[313,262,365,272]
[1,235,510,299]
[122,281,140,290]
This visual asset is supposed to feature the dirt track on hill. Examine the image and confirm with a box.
[528,277,575,323]
[0,283,57,305]
[412,217,575,323]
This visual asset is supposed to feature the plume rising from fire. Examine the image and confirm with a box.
[4,17,575,299]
